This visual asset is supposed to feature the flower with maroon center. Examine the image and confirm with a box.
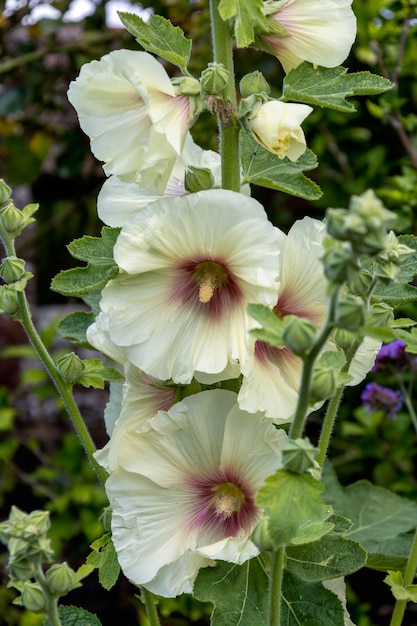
[97,389,287,597]
[239,216,329,423]
[99,189,281,384]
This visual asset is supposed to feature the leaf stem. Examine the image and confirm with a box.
[209,0,240,191]
[35,566,62,626]
[268,546,285,626]
[141,587,161,626]
[289,286,340,440]
[389,526,417,626]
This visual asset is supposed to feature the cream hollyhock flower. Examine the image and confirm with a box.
[262,0,356,73]
[99,189,281,384]
[96,135,223,227]
[249,100,312,161]
[67,49,191,193]
[239,217,328,422]
[96,389,287,597]
[87,312,176,438]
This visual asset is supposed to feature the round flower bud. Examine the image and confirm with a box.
[0,256,26,284]
[322,240,361,284]
[184,166,215,193]
[335,298,365,331]
[282,316,316,356]
[46,562,77,595]
[251,517,273,552]
[282,438,318,474]
[348,268,373,298]
[239,71,270,98]
[0,285,20,315]
[9,559,35,581]
[21,582,46,613]
[333,328,355,352]
[171,76,202,96]
[0,203,25,235]
[56,353,85,384]
[0,179,12,208]
[311,368,337,403]
[200,62,229,95]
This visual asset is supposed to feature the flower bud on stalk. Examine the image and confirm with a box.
[0,179,12,208]
[282,316,316,356]
[0,256,26,283]
[335,297,365,331]
[56,352,85,384]
[184,166,215,193]
[239,71,270,98]
[0,203,25,236]
[46,562,78,595]
[200,63,229,95]
[21,582,46,613]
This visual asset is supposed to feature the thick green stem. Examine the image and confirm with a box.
[389,527,417,626]
[141,587,161,626]
[209,0,240,191]
[316,386,344,469]
[36,566,62,626]
[268,547,285,626]
[289,287,341,440]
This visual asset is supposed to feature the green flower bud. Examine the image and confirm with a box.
[171,76,202,97]
[321,239,361,284]
[0,285,20,315]
[282,316,316,356]
[0,203,25,235]
[335,297,365,331]
[0,256,26,283]
[367,302,394,327]
[282,438,318,474]
[184,166,215,193]
[200,62,229,95]
[348,268,373,297]
[8,559,35,581]
[56,352,85,384]
[251,517,273,552]
[46,562,77,595]
[239,71,270,98]
[0,179,12,208]
[333,328,355,351]
[21,582,46,613]
[311,368,337,402]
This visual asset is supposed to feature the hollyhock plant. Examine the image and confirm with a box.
[99,189,281,384]
[67,49,192,193]
[261,0,357,73]
[96,389,288,597]
[249,100,312,161]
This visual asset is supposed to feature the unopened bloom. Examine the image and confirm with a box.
[361,382,404,418]
[97,389,287,596]
[67,50,191,193]
[249,100,312,161]
[99,189,281,384]
[262,0,357,73]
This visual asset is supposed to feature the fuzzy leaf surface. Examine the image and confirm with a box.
[240,133,322,199]
[283,63,392,112]
[218,0,269,48]
[119,12,191,72]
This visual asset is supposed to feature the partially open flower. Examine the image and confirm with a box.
[97,389,287,596]
[248,100,312,161]
[67,50,191,193]
[262,0,356,73]
[99,189,281,384]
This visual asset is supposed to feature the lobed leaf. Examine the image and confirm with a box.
[218,0,269,49]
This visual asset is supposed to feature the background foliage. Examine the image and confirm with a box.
[1,0,417,624]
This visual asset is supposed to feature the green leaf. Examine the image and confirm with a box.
[194,558,268,626]
[51,265,119,298]
[218,0,269,48]
[256,470,333,548]
[118,12,191,73]
[384,571,417,602]
[57,311,96,348]
[240,132,322,200]
[282,63,392,112]
[247,303,284,346]
[281,573,345,625]
[86,533,121,591]
[44,605,102,626]
[67,228,120,264]
[322,463,417,571]
[286,532,366,582]
[77,359,123,389]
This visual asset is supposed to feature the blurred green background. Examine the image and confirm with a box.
[1,0,417,624]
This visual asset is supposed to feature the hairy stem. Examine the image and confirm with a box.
[268,546,285,626]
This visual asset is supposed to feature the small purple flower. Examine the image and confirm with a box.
[361,382,404,418]
[372,340,407,372]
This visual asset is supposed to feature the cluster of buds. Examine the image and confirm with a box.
[323,189,414,289]
[0,506,79,613]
